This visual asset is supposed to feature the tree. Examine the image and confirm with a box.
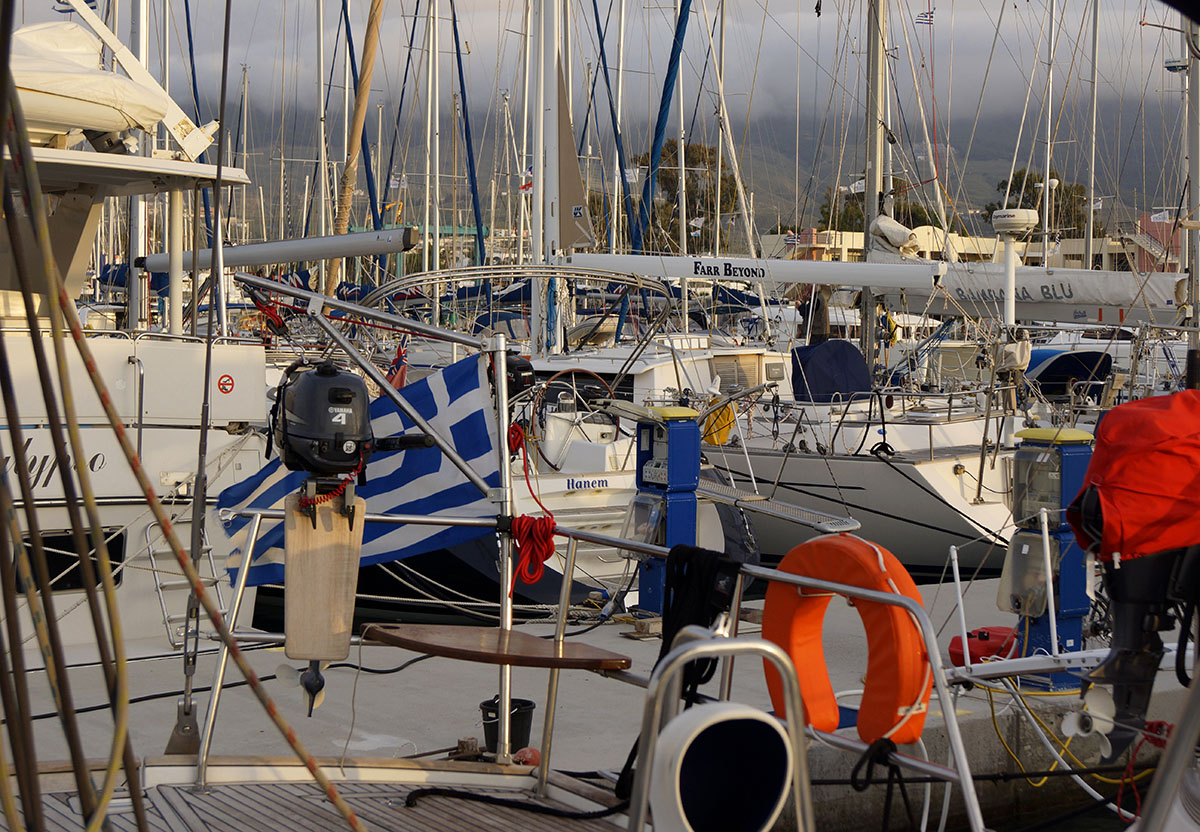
[621,139,740,253]
[984,168,1105,239]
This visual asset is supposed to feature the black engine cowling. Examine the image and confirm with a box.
[273,360,373,475]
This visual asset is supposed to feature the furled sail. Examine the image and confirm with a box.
[558,64,596,252]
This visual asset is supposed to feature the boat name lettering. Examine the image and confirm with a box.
[566,477,608,490]
[692,260,766,279]
[2,439,106,490]
[952,282,1075,304]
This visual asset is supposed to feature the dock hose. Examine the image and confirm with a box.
[850,737,919,832]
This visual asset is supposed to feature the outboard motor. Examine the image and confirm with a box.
[274,358,375,480]
[269,359,433,714]
[1067,391,1200,762]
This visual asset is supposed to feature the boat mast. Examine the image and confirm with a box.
[1084,0,1098,269]
[519,0,532,264]
[712,0,723,256]
[677,0,687,259]
[423,1,434,271]
[1187,17,1200,388]
[610,0,626,253]
[279,0,287,240]
[240,66,249,245]
[1042,0,1055,267]
[129,0,149,330]
[860,0,887,369]
[328,0,385,294]
[676,0,688,331]
[432,0,442,278]
[318,0,329,290]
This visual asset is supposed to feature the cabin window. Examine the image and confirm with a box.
[18,530,126,592]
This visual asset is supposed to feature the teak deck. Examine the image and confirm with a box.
[3,781,624,831]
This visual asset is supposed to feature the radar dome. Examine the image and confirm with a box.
[991,208,1039,235]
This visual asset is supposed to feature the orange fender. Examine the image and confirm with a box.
[761,534,932,745]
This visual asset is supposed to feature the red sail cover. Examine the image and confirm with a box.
[1067,391,1200,562]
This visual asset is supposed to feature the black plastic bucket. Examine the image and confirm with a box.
[480,696,536,752]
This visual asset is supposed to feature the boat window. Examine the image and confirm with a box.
[19,530,126,592]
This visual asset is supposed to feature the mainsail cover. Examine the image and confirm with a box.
[876,254,1184,325]
[216,354,500,586]
[13,22,171,137]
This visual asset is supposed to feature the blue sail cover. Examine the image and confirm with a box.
[791,340,871,403]
[1026,348,1113,398]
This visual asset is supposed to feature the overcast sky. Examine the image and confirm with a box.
[19,0,1192,220]
[27,0,1189,123]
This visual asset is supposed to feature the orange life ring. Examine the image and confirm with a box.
[762,533,932,745]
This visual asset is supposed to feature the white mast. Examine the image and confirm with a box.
[676,0,688,332]
[519,0,532,264]
[1042,0,1055,267]
[1187,17,1199,380]
[129,0,149,329]
[609,0,626,254]
[676,0,687,259]
[860,0,886,367]
[432,0,442,275]
[317,0,329,289]
[713,0,724,256]
[1084,0,1099,269]
[240,66,249,245]
[422,0,433,271]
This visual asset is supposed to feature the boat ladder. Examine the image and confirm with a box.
[143,519,229,648]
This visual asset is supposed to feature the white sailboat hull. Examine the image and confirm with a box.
[705,444,1012,580]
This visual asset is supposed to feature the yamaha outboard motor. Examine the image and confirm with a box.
[268,358,434,714]
[1067,391,1200,762]
[270,358,435,519]
[274,359,375,477]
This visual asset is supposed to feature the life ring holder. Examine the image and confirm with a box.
[761,533,933,745]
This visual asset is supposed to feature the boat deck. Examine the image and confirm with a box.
[9,773,624,831]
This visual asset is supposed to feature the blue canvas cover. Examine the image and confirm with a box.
[1026,348,1112,398]
[791,340,871,402]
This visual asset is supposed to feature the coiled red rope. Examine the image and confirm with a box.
[297,455,364,509]
[1118,720,1173,822]
[506,423,556,592]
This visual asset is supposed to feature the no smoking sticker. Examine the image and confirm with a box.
[217,374,235,394]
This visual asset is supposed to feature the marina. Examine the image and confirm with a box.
[1,0,1200,831]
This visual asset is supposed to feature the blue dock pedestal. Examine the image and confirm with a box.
[634,407,700,615]
[998,428,1094,690]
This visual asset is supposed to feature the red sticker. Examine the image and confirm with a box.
[217,374,235,394]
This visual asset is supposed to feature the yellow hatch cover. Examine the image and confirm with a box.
[648,405,699,421]
[1014,427,1094,445]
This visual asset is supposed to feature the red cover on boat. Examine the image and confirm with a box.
[1067,391,1200,562]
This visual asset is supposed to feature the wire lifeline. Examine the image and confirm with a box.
[2,73,369,832]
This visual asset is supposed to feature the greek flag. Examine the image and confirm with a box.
[216,354,500,586]
[915,9,934,24]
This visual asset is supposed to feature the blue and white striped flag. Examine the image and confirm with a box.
[915,9,934,24]
[216,354,500,586]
